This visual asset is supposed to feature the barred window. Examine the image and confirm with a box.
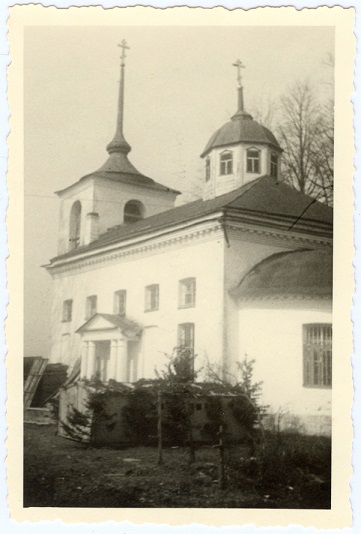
[246,148,260,173]
[303,324,332,388]
[114,290,127,315]
[145,284,159,312]
[85,295,97,320]
[220,151,233,175]
[179,278,196,308]
[62,300,73,322]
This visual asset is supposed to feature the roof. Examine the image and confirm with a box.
[50,176,332,264]
[201,112,282,157]
[56,152,180,196]
[76,313,142,335]
[233,248,333,300]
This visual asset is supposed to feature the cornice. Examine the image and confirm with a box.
[49,216,332,277]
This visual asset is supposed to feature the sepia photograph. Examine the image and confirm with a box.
[5,5,355,527]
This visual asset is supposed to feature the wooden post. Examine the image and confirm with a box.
[157,390,163,465]
[218,424,226,489]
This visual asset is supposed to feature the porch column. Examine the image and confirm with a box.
[80,341,89,379]
[109,340,118,381]
[86,341,96,380]
[115,340,127,383]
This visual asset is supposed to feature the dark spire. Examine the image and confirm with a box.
[106,39,131,155]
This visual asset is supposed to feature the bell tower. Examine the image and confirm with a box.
[55,41,179,256]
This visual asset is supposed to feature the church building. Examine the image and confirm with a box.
[46,42,332,436]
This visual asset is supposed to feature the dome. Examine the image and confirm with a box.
[201,111,282,158]
[233,249,333,300]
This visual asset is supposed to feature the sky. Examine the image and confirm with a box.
[24,25,334,357]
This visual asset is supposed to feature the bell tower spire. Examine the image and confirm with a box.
[106,39,131,155]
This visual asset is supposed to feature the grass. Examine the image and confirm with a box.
[24,423,331,508]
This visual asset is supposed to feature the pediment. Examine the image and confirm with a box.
[77,315,117,332]
[76,313,142,338]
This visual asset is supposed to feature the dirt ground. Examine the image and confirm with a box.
[24,423,331,508]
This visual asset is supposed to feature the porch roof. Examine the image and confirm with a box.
[76,313,142,336]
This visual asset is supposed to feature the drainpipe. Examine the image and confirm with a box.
[218,211,230,248]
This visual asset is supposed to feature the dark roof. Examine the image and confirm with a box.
[201,113,281,157]
[56,151,180,196]
[233,248,333,300]
[50,176,332,264]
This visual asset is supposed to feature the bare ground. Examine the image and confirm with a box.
[24,423,331,508]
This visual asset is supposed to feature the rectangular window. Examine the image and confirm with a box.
[178,323,195,351]
[220,152,233,175]
[114,290,127,315]
[179,277,196,308]
[205,157,211,182]
[62,300,73,322]
[270,152,278,178]
[246,149,260,173]
[86,295,97,320]
[145,284,159,312]
[303,324,332,388]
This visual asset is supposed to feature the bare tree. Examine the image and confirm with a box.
[277,81,334,205]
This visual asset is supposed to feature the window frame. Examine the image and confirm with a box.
[113,290,127,315]
[145,284,159,312]
[219,151,233,176]
[178,277,196,309]
[246,148,261,174]
[177,322,195,351]
[303,323,332,389]
[270,152,278,178]
[85,295,97,320]
[62,299,73,322]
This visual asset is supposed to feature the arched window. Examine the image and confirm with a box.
[124,200,145,224]
[246,148,261,174]
[270,152,278,178]
[205,157,211,182]
[220,151,233,175]
[69,201,81,251]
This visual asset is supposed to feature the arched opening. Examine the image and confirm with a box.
[124,200,145,224]
[69,201,81,251]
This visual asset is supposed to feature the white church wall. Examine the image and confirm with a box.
[223,232,297,375]
[92,178,177,238]
[49,229,226,379]
[238,302,332,433]
[57,180,95,255]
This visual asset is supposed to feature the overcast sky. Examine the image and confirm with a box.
[24,25,334,357]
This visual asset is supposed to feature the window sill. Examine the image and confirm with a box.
[178,304,195,309]
[61,319,72,323]
[144,308,159,313]
[303,384,332,389]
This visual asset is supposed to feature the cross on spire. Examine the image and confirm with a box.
[118,39,130,66]
[233,59,245,88]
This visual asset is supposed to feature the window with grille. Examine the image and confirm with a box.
[303,324,332,388]
[270,152,278,178]
[179,278,196,308]
[85,295,97,320]
[145,284,159,312]
[220,151,233,175]
[62,300,73,322]
[246,148,261,173]
[114,290,127,315]
[178,323,195,351]
[205,157,211,182]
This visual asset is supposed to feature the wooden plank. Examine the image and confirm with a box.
[24,357,48,409]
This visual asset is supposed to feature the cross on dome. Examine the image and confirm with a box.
[118,39,130,66]
[233,59,245,88]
